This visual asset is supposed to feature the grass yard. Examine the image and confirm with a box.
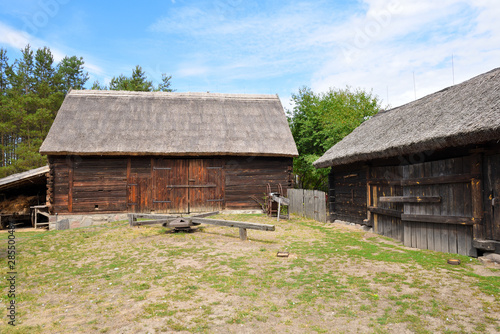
[0,214,499,333]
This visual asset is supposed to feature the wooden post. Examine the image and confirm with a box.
[68,158,73,213]
[366,166,372,226]
[239,228,248,241]
[373,186,378,233]
[471,154,484,240]
[128,214,135,227]
[277,198,281,222]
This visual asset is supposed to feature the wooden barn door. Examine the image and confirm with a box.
[152,159,189,214]
[188,159,224,212]
[368,155,482,256]
[148,158,224,214]
[484,154,500,241]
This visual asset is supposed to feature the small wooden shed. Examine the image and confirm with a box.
[40,91,298,215]
[314,68,500,256]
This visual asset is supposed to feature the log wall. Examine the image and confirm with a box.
[48,156,293,214]
[328,165,367,223]
[224,157,293,210]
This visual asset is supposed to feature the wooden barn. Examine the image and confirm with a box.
[314,68,500,256]
[40,90,298,216]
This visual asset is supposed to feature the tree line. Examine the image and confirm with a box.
[0,45,173,178]
[0,44,380,192]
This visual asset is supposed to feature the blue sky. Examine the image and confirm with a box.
[1,0,499,109]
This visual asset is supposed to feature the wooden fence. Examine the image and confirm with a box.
[288,189,327,223]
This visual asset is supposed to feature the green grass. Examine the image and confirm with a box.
[0,214,498,333]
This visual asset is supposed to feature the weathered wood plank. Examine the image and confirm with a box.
[367,206,402,218]
[191,217,275,231]
[471,154,484,240]
[379,196,441,203]
[401,214,478,225]
[400,173,481,186]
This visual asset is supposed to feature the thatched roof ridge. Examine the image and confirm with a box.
[314,67,500,168]
[40,91,298,157]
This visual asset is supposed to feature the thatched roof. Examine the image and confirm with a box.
[314,67,500,168]
[40,91,298,157]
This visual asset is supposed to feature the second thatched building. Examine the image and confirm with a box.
[314,68,500,256]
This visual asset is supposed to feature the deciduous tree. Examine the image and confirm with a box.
[288,86,382,190]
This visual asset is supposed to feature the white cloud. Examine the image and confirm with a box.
[146,1,500,105]
[0,21,104,77]
[310,0,500,107]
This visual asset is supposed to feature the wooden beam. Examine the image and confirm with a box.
[131,219,178,227]
[470,154,484,240]
[191,211,219,218]
[165,184,217,188]
[130,213,180,220]
[191,217,275,231]
[368,206,402,218]
[367,179,401,186]
[379,196,441,203]
[401,214,479,225]
[401,173,481,186]
[366,166,372,225]
[270,194,290,206]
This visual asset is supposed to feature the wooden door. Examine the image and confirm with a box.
[484,154,500,241]
[188,159,224,212]
[153,159,189,214]
[150,158,224,214]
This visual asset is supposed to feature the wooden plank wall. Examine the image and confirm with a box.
[50,157,70,213]
[50,156,128,213]
[483,154,500,241]
[329,167,367,223]
[288,189,327,223]
[49,156,293,214]
[224,157,293,210]
[363,156,479,256]
[369,165,404,242]
[401,156,477,256]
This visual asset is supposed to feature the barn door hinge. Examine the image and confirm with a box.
[153,200,172,203]
[153,167,172,170]
[207,199,224,202]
